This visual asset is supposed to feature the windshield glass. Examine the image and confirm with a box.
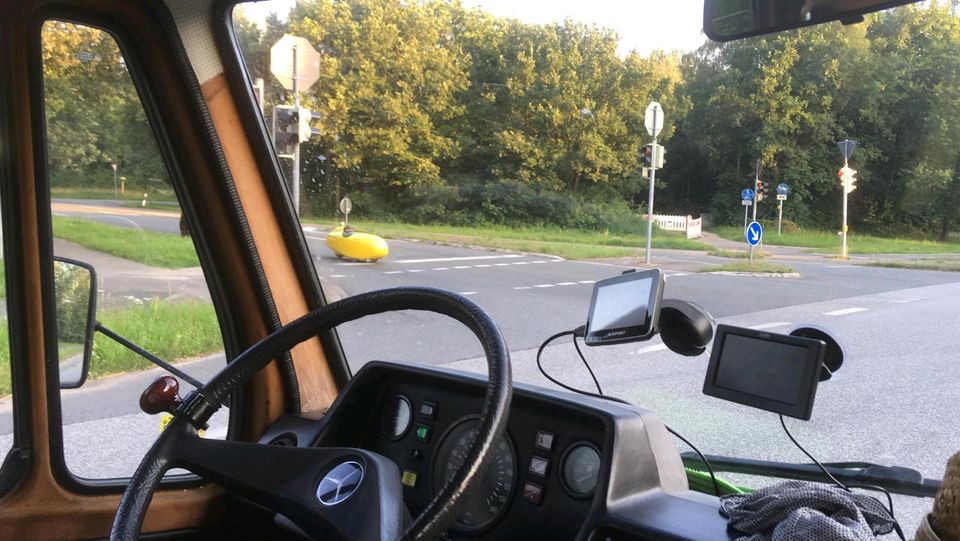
[233,0,958,533]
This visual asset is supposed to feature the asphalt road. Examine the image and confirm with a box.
[7,199,956,535]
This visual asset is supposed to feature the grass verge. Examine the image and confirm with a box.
[91,299,222,378]
[52,216,198,269]
[713,226,960,255]
[860,258,960,272]
[699,260,795,274]
[0,300,222,397]
[334,220,714,260]
[51,187,178,202]
[707,249,767,259]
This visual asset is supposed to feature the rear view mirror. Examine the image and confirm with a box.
[54,257,96,389]
[703,0,921,42]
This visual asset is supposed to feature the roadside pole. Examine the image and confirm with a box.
[837,140,858,259]
[291,45,301,215]
[750,160,761,262]
[776,183,789,236]
[741,188,754,234]
[643,102,664,265]
[111,163,118,199]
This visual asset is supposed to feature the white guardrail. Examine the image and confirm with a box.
[643,214,703,239]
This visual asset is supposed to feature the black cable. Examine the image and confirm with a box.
[779,415,905,541]
[536,329,721,497]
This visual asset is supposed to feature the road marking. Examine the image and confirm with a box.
[889,298,919,304]
[531,261,548,264]
[578,280,596,284]
[474,264,492,268]
[513,286,532,290]
[432,267,450,271]
[408,269,425,273]
[494,263,511,266]
[512,262,529,265]
[557,282,577,286]
[459,291,478,296]
[533,284,555,288]
[330,274,345,278]
[635,344,668,355]
[823,307,867,316]
[384,270,404,274]
[453,265,471,269]
[395,254,523,264]
[749,322,791,330]
[303,226,318,232]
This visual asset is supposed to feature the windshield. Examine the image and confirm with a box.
[227,0,958,534]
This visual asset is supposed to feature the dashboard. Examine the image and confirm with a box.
[259,362,735,540]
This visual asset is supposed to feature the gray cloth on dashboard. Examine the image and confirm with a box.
[719,480,896,541]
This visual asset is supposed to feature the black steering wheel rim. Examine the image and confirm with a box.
[111,287,513,540]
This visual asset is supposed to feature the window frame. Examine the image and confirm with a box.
[27,8,247,493]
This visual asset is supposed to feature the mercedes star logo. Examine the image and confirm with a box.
[316,461,364,506]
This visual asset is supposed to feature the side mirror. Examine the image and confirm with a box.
[54,257,97,389]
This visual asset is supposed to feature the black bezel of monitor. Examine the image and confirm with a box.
[584,269,664,347]
[703,325,825,420]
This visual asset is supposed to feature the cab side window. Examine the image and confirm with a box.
[41,20,228,480]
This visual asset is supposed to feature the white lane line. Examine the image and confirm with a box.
[513,286,532,290]
[494,263,511,267]
[823,307,867,316]
[432,267,450,271]
[396,254,523,264]
[408,269,426,273]
[668,272,689,277]
[302,226,318,232]
[453,265,471,269]
[531,261,548,264]
[557,282,577,286]
[459,291,478,296]
[578,280,596,284]
[635,344,668,355]
[533,284,556,288]
[512,262,529,265]
[330,274,345,278]
[384,270,404,274]
[749,322,791,330]
[889,298,919,304]
[474,264,492,268]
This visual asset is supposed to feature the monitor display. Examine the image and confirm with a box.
[703,325,825,420]
[584,269,663,346]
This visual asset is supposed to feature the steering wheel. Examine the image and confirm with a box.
[110,287,513,540]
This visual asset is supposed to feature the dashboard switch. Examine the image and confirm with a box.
[401,470,419,488]
[522,482,544,505]
[529,455,550,477]
[535,430,555,451]
[420,401,437,420]
[415,424,431,442]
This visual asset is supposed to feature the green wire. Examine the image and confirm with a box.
[685,468,751,496]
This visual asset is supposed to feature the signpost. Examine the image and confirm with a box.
[741,188,755,232]
[837,139,858,258]
[643,101,664,265]
[746,221,762,262]
[339,197,352,226]
[111,163,118,199]
[776,183,789,236]
[271,34,322,215]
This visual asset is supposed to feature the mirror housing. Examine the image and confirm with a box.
[54,256,97,389]
[703,0,922,42]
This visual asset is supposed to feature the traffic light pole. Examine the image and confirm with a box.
[750,160,760,262]
[644,131,658,265]
[841,157,849,259]
[291,45,301,216]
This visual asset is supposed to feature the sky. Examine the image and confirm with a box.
[238,0,708,56]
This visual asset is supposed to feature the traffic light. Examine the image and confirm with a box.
[839,166,858,193]
[640,144,653,168]
[755,180,769,200]
[655,144,666,168]
[274,105,300,157]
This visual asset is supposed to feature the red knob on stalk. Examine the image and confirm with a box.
[139,375,182,415]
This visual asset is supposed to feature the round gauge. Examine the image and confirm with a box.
[381,395,412,440]
[432,418,516,533]
[561,443,602,497]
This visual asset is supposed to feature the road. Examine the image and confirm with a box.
[8,199,957,534]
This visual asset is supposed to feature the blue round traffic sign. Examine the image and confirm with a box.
[746,221,763,247]
[741,189,755,201]
[777,183,789,195]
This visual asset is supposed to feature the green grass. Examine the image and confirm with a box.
[52,216,198,269]
[91,299,222,379]
[713,226,960,255]
[334,220,714,260]
[860,258,960,272]
[707,249,767,259]
[699,260,795,274]
[51,187,178,202]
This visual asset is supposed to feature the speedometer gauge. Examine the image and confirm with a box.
[561,443,601,497]
[381,395,412,440]
[432,418,516,532]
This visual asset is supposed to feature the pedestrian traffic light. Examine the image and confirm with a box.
[640,144,653,168]
[839,166,858,193]
[755,180,769,200]
[274,105,299,157]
